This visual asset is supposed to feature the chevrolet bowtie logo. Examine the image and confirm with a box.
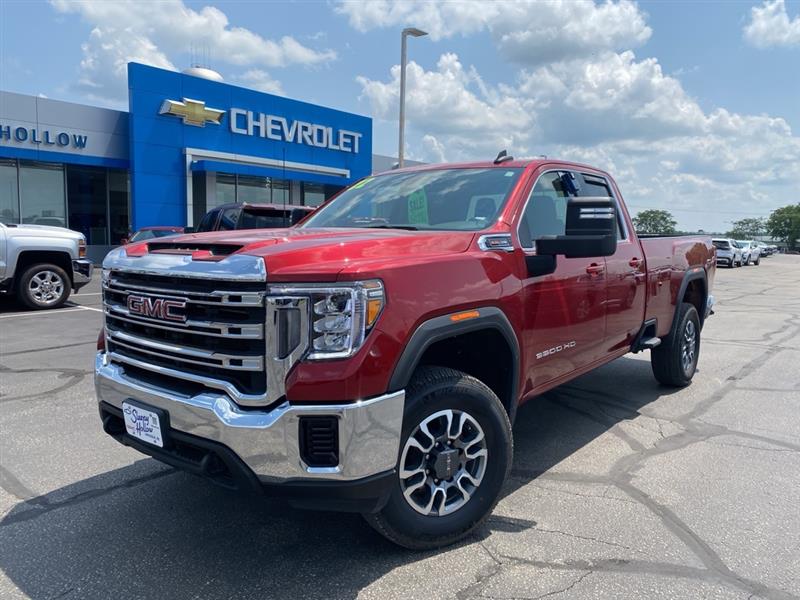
[159,98,225,127]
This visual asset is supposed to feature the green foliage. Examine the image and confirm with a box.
[766,204,800,250]
[632,209,677,235]
[727,217,765,239]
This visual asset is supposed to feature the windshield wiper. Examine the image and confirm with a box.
[364,224,420,231]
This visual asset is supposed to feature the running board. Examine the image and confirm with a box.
[631,318,660,353]
[640,337,661,349]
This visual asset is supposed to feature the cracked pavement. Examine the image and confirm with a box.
[1,256,799,599]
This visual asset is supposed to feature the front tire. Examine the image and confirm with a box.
[651,303,701,387]
[17,263,71,309]
[364,366,512,550]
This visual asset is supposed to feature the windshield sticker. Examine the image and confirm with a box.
[407,189,429,224]
[505,171,516,176]
[350,177,373,190]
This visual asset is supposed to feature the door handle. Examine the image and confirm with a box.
[586,263,605,276]
[629,257,642,268]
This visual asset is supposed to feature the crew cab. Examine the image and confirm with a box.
[0,222,93,309]
[95,158,715,549]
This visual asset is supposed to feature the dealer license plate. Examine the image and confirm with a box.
[122,401,164,448]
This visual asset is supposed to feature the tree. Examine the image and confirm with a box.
[766,204,800,250]
[727,217,765,239]
[633,209,677,234]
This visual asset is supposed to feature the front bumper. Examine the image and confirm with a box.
[72,259,94,289]
[95,353,404,496]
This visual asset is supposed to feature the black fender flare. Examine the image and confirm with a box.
[669,269,708,339]
[388,306,521,422]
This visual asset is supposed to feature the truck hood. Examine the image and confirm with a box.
[2,223,84,241]
[126,227,476,280]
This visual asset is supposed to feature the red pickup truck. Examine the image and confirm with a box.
[95,158,715,549]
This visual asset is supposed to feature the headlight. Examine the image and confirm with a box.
[309,280,384,359]
[271,280,385,360]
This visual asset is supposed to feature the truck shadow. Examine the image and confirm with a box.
[0,355,684,599]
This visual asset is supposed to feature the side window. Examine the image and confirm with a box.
[579,174,626,241]
[218,208,241,231]
[519,171,570,248]
[195,209,218,233]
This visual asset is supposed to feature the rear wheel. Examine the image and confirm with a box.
[17,263,71,309]
[364,366,512,549]
[651,303,701,387]
[754,255,760,265]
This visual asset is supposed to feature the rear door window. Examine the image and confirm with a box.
[579,173,626,240]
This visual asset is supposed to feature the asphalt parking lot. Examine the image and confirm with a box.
[1,255,798,600]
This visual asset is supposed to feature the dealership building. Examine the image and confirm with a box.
[0,62,394,261]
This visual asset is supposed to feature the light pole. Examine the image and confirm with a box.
[398,27,427,168]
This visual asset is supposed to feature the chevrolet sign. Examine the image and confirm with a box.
[159,98,225,127]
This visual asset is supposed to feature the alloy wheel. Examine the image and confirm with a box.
[399,409,488,517]
[28,270,65,306]
[681,319,697,374]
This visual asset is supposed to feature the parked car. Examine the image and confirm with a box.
[0,222,93,309]
[194,202,315,233]
[757,242,777,256]
[122,226,185,245]
[736,240,761,265]
[96,158,716,549]
[712,238,742,267]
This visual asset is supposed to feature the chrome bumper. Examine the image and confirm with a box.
[72,259,94,289]
[94,353,404,482]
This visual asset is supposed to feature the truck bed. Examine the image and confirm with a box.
[640,235,715,337]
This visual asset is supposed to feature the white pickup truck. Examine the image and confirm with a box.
[0,222,93,309]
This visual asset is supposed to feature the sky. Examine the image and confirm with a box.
[1,0,799,232]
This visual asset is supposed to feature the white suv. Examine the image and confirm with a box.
[712,238,743,268]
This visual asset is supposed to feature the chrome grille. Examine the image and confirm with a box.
[103,271,268,402]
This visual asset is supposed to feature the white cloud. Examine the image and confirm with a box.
[357,48,800,230]
[357,53,534,158]
[51,0,335,103]
[231,69,284,95]
[337,0,651,65]
[744,0,800,48]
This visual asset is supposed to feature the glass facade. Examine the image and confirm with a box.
[0,158,129,244]
[301,182,344,207]
[20,162,66,227]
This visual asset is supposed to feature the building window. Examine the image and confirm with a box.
[108,169,130,245]
[19,161,66,227]
[302,182,344,207]
[215,173,237,207]
[67,165,108,244]
[237,174,271,204]
[0,159,18,224]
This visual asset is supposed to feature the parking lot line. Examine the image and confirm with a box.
[0,305,102,319]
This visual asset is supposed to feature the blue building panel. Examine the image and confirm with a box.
[128,63,372,229]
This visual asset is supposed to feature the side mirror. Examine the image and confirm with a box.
[183,226,195,234]
[120,237,129,245]
[535,197,617,259]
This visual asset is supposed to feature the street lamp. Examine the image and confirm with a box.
[398,27,428,168]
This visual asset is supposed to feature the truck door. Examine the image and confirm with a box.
[579,172,646,355]
[517,169,608,389]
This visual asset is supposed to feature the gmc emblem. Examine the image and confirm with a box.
[127,294,187,323]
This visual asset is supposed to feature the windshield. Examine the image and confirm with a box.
[130,229,179,242]
[301,168,524,231]
[712,240,730,249]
